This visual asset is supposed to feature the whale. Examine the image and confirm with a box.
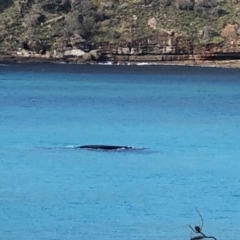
[77,145,135,151]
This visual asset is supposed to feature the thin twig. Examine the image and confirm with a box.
[189,225,198,233]
[189,209,217,240]
[195,208,204,231]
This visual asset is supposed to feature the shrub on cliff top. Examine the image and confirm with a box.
[194,0,217,13]
[175,0,194,10]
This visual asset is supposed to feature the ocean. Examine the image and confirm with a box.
[0,63,240,240]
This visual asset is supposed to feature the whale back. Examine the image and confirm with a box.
[77,145,133,150]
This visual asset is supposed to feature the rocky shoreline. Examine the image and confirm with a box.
[1,30,240,69]
[1,0,240,70]
[1,53,240,69]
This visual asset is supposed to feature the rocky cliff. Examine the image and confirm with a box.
[0,0,240,66]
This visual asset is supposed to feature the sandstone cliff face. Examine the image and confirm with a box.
[0,0,240,64]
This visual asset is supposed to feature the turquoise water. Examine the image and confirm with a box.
[1,63,240,240]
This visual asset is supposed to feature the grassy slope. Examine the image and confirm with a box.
[0,0,239,52]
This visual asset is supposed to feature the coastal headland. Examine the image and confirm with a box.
[1,0,240,68]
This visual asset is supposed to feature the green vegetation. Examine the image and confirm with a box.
[0,0,239,53]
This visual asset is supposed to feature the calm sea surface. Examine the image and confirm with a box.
[1,63,240,240]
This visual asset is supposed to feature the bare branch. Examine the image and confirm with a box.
[195,208,204,231]
[189,225,198,233]
[189,209,217,240]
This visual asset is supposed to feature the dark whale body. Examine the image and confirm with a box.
[77,145,134,150]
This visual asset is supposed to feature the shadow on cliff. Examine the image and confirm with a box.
[0,0,14,13]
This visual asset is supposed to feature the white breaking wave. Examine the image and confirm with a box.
[97,61,113,65]
[65,145,78,149]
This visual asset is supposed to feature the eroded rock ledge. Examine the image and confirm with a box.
[1,0,240,68]
[1,33,240,68]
